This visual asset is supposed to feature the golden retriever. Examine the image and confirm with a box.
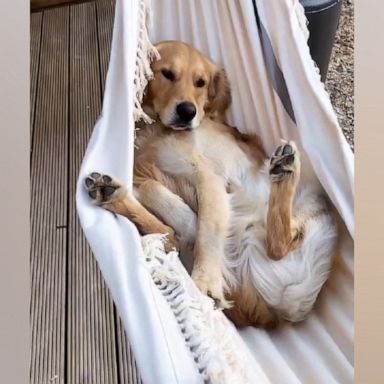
[84,41,338,327]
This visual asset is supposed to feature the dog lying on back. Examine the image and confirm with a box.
[85,41,338,327]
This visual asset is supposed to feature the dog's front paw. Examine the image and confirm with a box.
[191,265,232,309]
[269,141,300,183]
[84,172,126,204]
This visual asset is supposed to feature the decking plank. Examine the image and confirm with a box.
[30,12,43,141]
[116,317,143,384]
[31,2,143,383]
[30,7,69,384]
[96,0,115,93]
[29,13,43,381]
[67,2,119,383]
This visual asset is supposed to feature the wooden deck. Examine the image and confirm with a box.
[30,1,142,383]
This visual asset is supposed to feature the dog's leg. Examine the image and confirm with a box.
[135,178,198,273]
[84,172,178,252]
[191,162,231,308]
[266,141,303,260]
[135,179,197,245]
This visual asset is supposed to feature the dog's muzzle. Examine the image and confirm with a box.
[169,102,197,130]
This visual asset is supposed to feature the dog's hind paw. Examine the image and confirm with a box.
[191,266,232,310]
[269,141,300,183]
[84,172,126,204]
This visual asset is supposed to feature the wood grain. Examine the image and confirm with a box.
[30,1,142,382]
[31,0,91,12]
[68,2,118,383]
[30,7,69,384]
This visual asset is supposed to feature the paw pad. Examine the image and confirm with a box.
[269,142,299,182]
[84,172,121,203]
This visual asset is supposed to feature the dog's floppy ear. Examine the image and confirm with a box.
[206,67,231,118]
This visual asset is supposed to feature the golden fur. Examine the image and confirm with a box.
[85,41,336,327]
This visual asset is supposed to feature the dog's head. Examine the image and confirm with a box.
[144,41,231,130]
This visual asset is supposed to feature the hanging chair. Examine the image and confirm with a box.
[76,0,354,383]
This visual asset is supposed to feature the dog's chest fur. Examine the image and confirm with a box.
[135,118,269,204]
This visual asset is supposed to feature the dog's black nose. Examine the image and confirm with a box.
[176,102,196,122]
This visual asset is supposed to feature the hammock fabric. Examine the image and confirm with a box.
[76,0,354,383]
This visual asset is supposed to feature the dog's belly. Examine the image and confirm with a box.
[138,127,336,321]
[224,182,337,322]
[136,124,336,322]
[224,174,271,285]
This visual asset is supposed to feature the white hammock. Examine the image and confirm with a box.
[76,0,354,383]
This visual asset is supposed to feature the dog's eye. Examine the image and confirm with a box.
[161,69,175,81]
[195,78,206,88]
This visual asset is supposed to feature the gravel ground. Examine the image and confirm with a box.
[325,0,354,150]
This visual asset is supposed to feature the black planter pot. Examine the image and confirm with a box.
[300,0,342,81]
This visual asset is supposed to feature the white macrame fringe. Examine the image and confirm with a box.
[133,0,160,124]
[141,234,253,384]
